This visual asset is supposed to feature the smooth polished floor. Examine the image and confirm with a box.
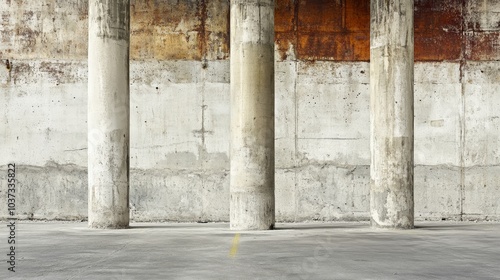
[1,221,499,280]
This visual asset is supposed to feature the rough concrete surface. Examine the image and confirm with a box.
[1,0,500,222]
[87,0,131,228]
[1,59,500,222]
[370,0,415,228]
[230,0,276,230]
[0,221,499,279]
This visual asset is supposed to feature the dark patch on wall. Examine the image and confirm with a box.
[39,61,82,84]
[204,0,230,60]
[14,28,40,53]
[10,61,30,84]
[196,0,209,60]
[465,0,500,61]
[414,0,463,61]
[467,31,500,60]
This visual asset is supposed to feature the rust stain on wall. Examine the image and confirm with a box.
[1,0,498,62]
[465,0,500,60]
[466,31,500,60]
[414,0,463,61]
[276,0,499,62]
[298,0,370,61]
[130,0,229,61]
[275,0,296,60]
[132,0,201,60]
[196,0,208,61]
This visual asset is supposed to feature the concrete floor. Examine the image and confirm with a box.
[1,222,499,280]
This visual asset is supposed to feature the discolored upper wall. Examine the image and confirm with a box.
[276,0,500,61]
[1,0,499,62]
[130,0,229,60]
[275,0,371,60]
[0,0,230,61]
[0,0,89,60]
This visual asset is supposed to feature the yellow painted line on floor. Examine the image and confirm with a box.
[229,233,241,258]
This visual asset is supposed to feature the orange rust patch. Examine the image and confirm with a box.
[297,32,369,61]
[138,0,201,60]
[275,32,295,61]
[414,0,463,61]
[415,32,463,61]
[284,0,472,62]
[298,0,343,33]
[345,0,369,32]
[275,0,295,33]
[130,0,229,61]
[275,0,296,60]
[295,0,369,61]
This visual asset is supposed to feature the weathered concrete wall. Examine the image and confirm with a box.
[1,0,500,222]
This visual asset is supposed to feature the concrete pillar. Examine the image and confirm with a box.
[88,0,130,229]
[230,0,275,230]
[370,0,414,229]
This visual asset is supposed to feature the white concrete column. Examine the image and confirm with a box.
[230,0,275,230]
[88,0,130,229]
[370,0,414,229]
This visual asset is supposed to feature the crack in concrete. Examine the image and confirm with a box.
[67,239,135,280]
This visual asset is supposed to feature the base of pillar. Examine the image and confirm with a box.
[370,219,414,230]
[88,221,129,229]
[230,223,275,231]
[230,191,275,230]
[88,212,129,229]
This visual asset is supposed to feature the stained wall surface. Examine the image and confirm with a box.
[1,0,499,221]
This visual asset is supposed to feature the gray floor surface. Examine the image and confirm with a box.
[1,221,499,279]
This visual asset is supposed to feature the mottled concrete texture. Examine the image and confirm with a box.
[1,0,500,222]
[87,0,130,228]
[230,0,275,230]
[370,0,415,229]
[1,221,499,279]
